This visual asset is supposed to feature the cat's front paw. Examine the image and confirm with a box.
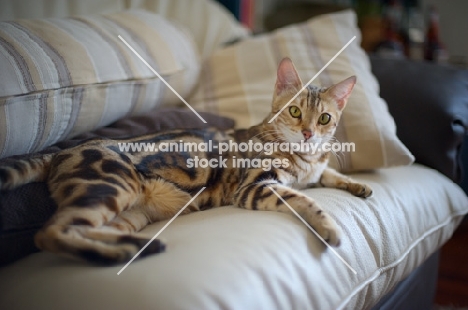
[317,222,341,247]
[307,209,342,246]
[347,182,373,198]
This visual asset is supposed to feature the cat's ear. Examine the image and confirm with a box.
[275,58,303,95]
[325,76,356,110]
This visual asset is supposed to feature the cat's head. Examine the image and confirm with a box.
[268,57,356,146]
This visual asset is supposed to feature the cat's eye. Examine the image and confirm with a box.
[289,106,301,118]
[318,113,331,125]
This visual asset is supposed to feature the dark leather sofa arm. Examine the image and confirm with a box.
[370,55,468,182]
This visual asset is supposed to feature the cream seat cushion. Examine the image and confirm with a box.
[0,164,466,309]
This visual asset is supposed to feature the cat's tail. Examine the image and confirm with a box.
[0,153,53,191]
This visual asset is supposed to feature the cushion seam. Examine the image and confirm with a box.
[336,210,468,309]
[0,71,186,103]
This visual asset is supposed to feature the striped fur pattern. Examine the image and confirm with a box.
[0,58,372,264]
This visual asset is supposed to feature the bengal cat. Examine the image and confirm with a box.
[0,58,372,264]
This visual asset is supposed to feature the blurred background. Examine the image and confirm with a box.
[218,0,468,68]
[1,0,465,67]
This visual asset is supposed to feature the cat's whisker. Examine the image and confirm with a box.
[330,137,350,169]
[333,153,344,170]
[250,130,282,142]
[330,149,347,171]
[249,133,276,143]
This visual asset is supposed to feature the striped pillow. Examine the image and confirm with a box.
[188,10,414,172]
[0,10,199,159]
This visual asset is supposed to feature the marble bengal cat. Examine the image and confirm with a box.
[0,58,372,264]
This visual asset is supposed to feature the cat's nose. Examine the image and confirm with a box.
[302,130,313,140]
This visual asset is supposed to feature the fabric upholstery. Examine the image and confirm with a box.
[128,0,250,59]
[0,0,125,21]
[0,0,250,60]
[371,251,439,310]
[370,55,468,182]
[0,165,466,309]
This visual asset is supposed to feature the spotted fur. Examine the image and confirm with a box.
[0,58,372,264]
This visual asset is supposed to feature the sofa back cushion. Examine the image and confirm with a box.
[0,9,200,158]
[0,0,250,61]
[128,0,250,59]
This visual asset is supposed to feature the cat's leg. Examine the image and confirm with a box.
[107,208,150,234]
[76,208,167,261]
[34,181,166,264]
[137,178,200,222]
[89,179,201,253]
[36,176,201,264]
[319,168,373,198]
[233,169,341,246]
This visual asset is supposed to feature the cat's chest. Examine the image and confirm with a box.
[293,156,328,184]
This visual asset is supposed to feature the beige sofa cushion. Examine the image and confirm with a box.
[0,10,199,158]
[0,165,466,309]
[189,10,414,172]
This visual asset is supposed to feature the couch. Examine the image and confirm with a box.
[0,1,467,309]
